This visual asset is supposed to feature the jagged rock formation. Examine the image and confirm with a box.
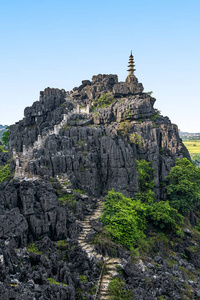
[9,74,189,200]
[1,66,196,299]
[0,179,102,299]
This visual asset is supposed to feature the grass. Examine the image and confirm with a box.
[183,139,200,155]
[27,243,42,255]
[47,277,68,286]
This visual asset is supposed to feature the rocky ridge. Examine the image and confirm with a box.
[1,72,198,300]
[9,74,189,199]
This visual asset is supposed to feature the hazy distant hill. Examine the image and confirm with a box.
[180,131,200,139]
[0,125,8,141]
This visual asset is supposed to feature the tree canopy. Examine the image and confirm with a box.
[166,158,200,214]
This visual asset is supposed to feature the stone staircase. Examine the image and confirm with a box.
[76,201,121,299]
[13,108,77,180]
[57,179,122,299]
[13,101,122,298]
[77,201,122,300]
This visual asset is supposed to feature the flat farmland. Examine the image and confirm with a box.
[183,140,200,155]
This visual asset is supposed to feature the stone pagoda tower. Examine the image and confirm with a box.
[126,51,136,83]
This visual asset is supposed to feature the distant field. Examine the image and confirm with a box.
[183,140,200,155]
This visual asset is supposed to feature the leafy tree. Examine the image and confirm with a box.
[135,159,155,204]
[1,127,9,149]
[100,190,146,247]
[166,158,200,214]
[146,201,184,236]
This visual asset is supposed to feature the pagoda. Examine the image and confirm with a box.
[126,51,136,83]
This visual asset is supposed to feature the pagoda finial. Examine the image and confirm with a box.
[127,51,136,76]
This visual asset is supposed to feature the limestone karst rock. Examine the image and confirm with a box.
[1,70,197,300]
[9,74,189,199]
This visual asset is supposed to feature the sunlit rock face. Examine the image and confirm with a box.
[9,74,189,199]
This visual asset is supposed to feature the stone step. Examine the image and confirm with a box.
[78,237,85,241]
[107,258,121,264]
[102,275,111,280]
[82,227,91,231]
[95,254,103,259]
[100,291,109,295]
[82,245,94,251]
[81,225,91,228]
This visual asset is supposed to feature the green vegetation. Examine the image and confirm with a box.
[0,145,7,153]
[146,201,183,235]
[55,240,69,248]
[58,193,76,207]
[129,133,143,146]
[93,93,115,109]
[100,190,146,247]
[135,159,155,204]
[166,158,200,214]
[27,243,42,255]
[119,121,131,137]
[73,189,85,195]
[79,275,88,283]
[0,163,10,183]
[47,277,68,286]
[108,278,133,300]
[1,127,9,148]
[100,159,187,249]
[91,227,118,256]
[183,139,200,155]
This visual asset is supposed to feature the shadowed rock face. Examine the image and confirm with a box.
[0,179,101,300]
[8,75,190,199]
[1,74,198,300]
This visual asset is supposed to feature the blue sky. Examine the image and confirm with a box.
[0,0,200,132]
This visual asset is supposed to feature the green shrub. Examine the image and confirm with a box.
[93,92,115,109]
[27,243,42,255]
[0,164,10,183]
[166,158,200,214]
[146,200,184,236]
[73,189,85,195]
[135,159,155,204]
[108,278,132,300]
[129,133,143,146]
[100,190,146,247]
[58,193,76,206]
[79,275,88,283]
[47,278,68,286]
[0,145,7,153]
[119,121,131,137]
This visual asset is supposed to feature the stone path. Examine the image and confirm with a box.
[77,200,122,300]
[13,103,122,298]
[57,177,122,299]
[13,108,77,180]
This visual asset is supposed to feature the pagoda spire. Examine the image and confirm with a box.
[127,51,136,76]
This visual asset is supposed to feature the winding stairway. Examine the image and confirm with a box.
[13,108,77,180]
[13,103,122,299]
[58,178,122,300]
[78,202,121,300]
